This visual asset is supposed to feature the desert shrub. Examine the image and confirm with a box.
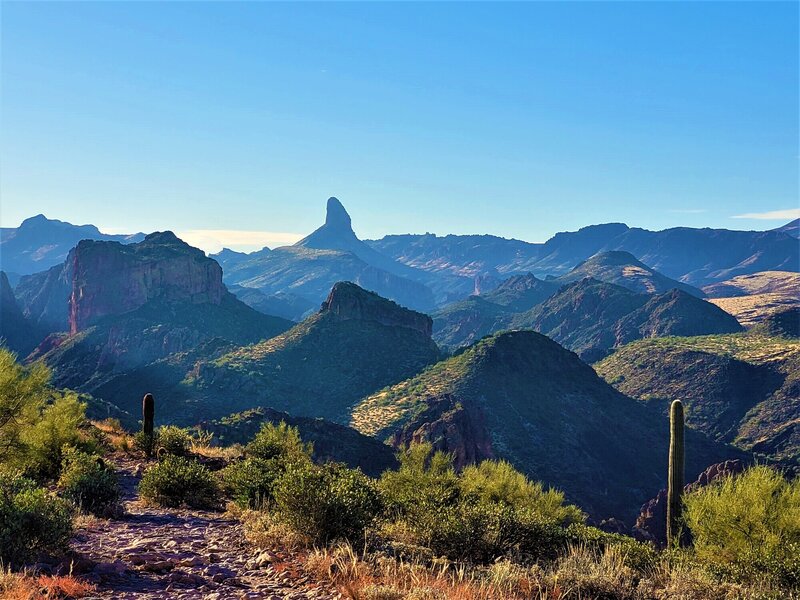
[0,351,51,467]
[133,431,157,456]
[19,394,90,480]
[138,456,219,508]
[274,462,382,544]
[0,474,72,567]
[565,524,658,573]
[378,443,459,518]
[57,448,120,516]
[460,460,585,525]
[155,425,192,456]
[684,465,800,587]
[379,445,588,563]
[245,421,313,462]
[220,421,312,509]
[220,458,283,509]
[0,351,91,480]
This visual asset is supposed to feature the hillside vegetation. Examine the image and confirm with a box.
[595,330,800,465]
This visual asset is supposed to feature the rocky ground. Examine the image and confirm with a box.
[55,458,342,600]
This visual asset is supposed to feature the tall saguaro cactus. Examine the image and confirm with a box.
[142,393,155,457]
[667,399,685,547]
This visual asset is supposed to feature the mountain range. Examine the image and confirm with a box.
[3,200,796,320]
[2,202,798,521]
[432,252,741,357]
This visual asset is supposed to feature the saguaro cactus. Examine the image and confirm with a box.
[667,399,685,547]
[142,393,155,437]
[142,393,155,456]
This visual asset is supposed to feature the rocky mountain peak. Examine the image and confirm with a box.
[325,197,352,230]
[321,281,433,337]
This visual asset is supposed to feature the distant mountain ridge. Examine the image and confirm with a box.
[0,214,144,279]
[368,221,799,287]
[432,252,738,354]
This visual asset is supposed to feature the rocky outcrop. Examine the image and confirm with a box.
[322,281,433,337]
[68,232,225,333]
[389,394,494,470]
[635,459,745,545]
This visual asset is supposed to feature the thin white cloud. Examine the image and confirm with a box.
[175,229,303,254]
[731,208,800,221]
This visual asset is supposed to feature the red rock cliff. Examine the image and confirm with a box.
[69,232,225,334]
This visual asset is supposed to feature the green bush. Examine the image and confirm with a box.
[57,448,120,516]
[155,425,192,456]
[0,349,90,480]
[460,460,584,525]
[220,421,313,509]
[274,462,382,544]
[138,456,219,508]
[245,421,313,462]
[378,445,589,563]
[0,474,72,567]
[19,393,90,480]
[684,465,800,587]
[378,443,459,518]
[0,351,51,468]
[133,431,157,456]
[220,457,283,509]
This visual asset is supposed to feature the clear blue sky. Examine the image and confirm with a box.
[2,2,798,252]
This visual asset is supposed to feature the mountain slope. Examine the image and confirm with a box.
[702,271,800,327]
[510,279,741,360]
[0,214,144,277]
[595,332,800,465]
[0,271,39,356]
[557,251,704,297]
[186,282,442,424]
[352,331,739,521]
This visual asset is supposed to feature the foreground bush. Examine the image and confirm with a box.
[155,425,192,456]
[274,462,382,544]
[138,456,219,508]
[0,474,72,567]
[684,465,800,587]
[57,448,120,516]
[0,350,91,480]
[221,421,313,509]
[378,444,590,562]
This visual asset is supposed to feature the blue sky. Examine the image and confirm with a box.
[2,2,798,252]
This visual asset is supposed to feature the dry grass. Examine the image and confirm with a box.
[190,441,243,461]
[239,508,311,552]
[709,293,800,327]
[299,542,792,600]
[0,568,96,599]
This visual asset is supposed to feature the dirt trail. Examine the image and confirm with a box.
[67,459,341,600]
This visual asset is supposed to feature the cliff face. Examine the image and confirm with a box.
[68,232,225,333]
[322,281,433,337]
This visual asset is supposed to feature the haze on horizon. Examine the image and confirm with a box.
[1,2,798,253]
